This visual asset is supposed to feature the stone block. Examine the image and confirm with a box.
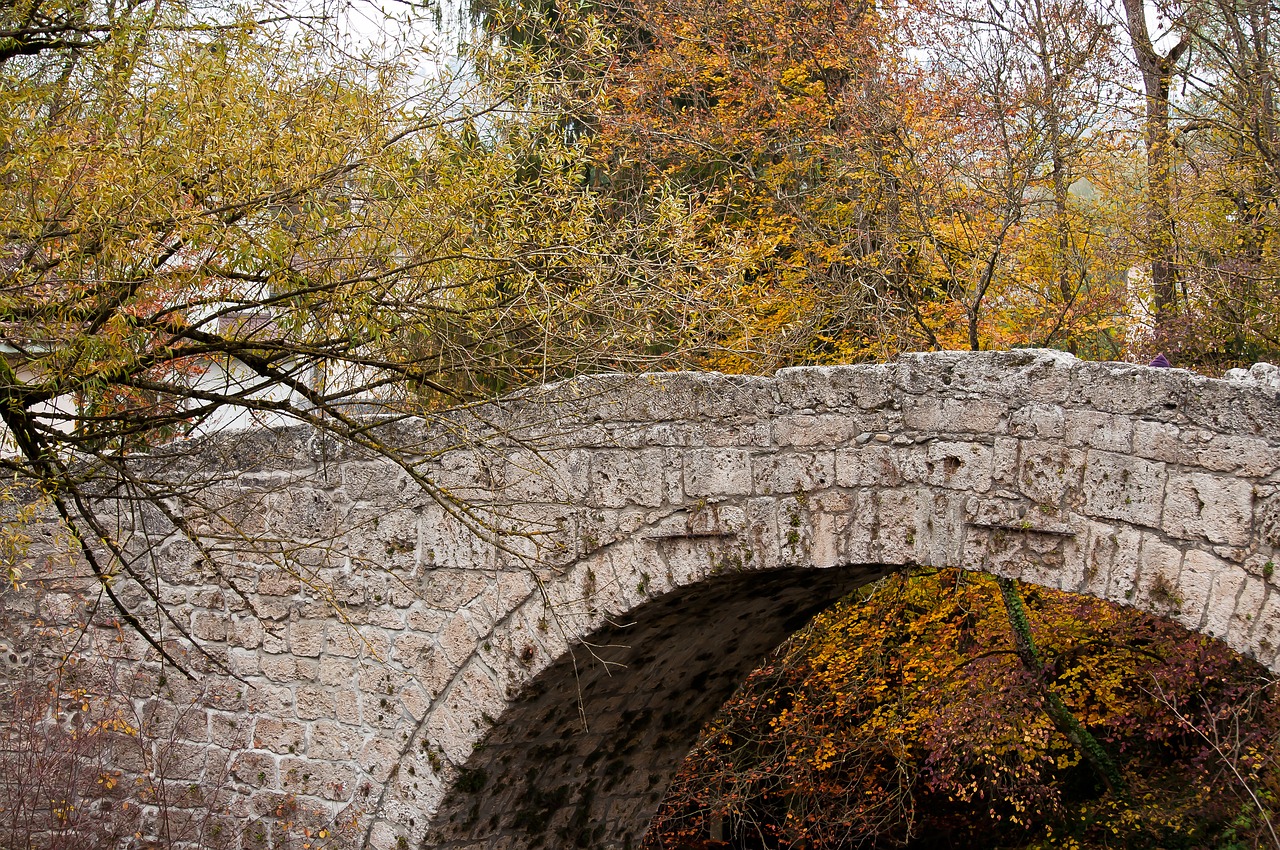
[261,627,288,654]
[1172,548,1224,632]
[752,451,835,495]
[771,414,859,447]
[1202,564,1246,640]
[1018,443,1085,508]
[775,363,894,410]
[1131,419,1184,464]
[835,443,899,488]
[253,717,306,755]
[229,615,264,649]
[367,821,404,850]
[807,503,850,569]
[874,487,935,565]
[361,733,406,783]
[1227,576,1267,647]
[401,681,432,721]
[498,449,590,502]
[458,663,506,731]
[1163,472,1254,546]
[1016,533,1073,591]
[324,627,363,659]
[1094,525,1144,603]
[902,397,1008,434]
[231,751,278,788]
[743,497,782,568]
[705,421,772,447]
[156,740,222,782]
[922,441,994,492]
[318,657,357,687]
[191,610,229,642]
[340,461,399,497]
[262,487,345,541]
[1081,452,1166,527]
[335,687,362,725]
[138,698,207,743]
[394,632,453,699]
[1009,403,1065,439]
[431,450,498,499]
[1063,409,1133,453]
[1134,534,1184,614]
[407,605,451,634]
[1255,490,1280,550]
[260,653,301,683]
[295,686,335,720]
[280,756,356,801]
[289,620,326,657]
[210,711,252,749]
[438,612,479,667]
[1200,434,1280,478]
[588,449,666,508]
[343,506,420,574]
[991,436,1020,487]
[683,449,752,497]
[418,568,490,610]
[1068,360,1189,416]
[419,508,495,571]
[1246,588,1280,663]
[257,569,301,597]
[244,684,293,715]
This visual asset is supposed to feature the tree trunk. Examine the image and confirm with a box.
[1122,0,1187,329]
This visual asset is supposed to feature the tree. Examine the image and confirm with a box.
[588,0,1136,368]
[0,0,726,664]
[593,0,921,369]
[1143,0,1280,367]
[1112,0,1280,367]
[882,0,1133,357]
[1121,0,1189,327]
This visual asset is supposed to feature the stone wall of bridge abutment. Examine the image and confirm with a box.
[4,349,1280,850]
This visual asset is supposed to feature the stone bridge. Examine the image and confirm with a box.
[7,349,1280,850]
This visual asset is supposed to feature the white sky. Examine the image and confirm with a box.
[257,0,475,80]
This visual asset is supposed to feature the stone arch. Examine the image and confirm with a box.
[372,350,1280,849]
[9,350,1280,850]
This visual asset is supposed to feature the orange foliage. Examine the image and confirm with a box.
[593,0,1137,367]
[595,0,920,368]
[648,570,1280,849]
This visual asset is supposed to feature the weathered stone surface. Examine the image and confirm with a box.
[5,350,1280,850]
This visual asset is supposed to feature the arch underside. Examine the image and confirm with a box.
[426,565,891,849]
